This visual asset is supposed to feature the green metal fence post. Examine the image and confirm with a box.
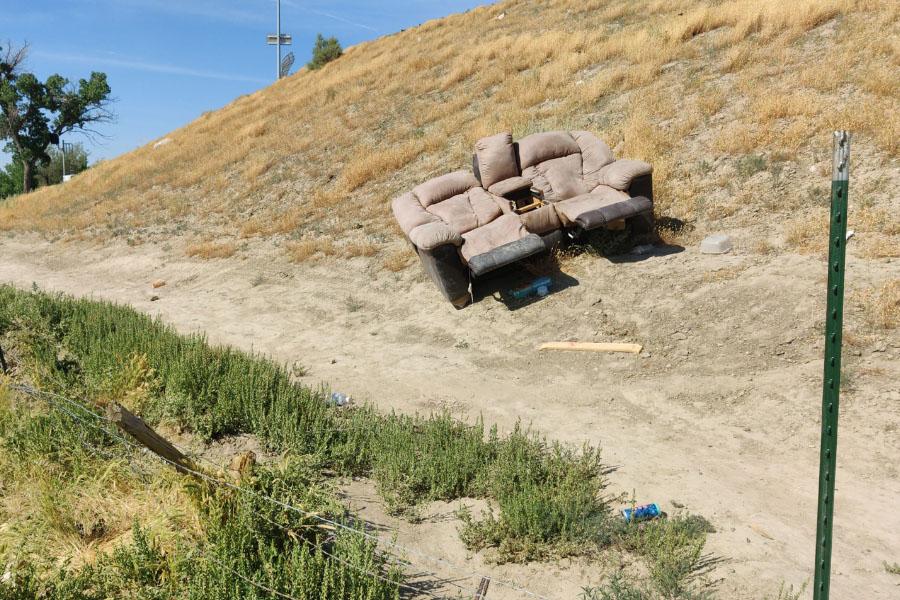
[813,130,850,600]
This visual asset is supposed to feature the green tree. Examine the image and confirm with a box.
[307,34,342,70]
[0,43,113,193]
[35,143,89,187]
[0,158,23,199]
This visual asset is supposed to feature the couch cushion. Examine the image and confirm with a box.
[535,153,590,201]
[572,131,615,175]
[467,234,546,278]
[553,186,651,229]
[475,132,519,189]
[517,131,581,170]
[553,186,632,225]
[520,203,562,235]
[459,213,529,262]
[427,187,505,235]
[413,170,480,208]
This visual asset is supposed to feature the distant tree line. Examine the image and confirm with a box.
[0,142,90,199]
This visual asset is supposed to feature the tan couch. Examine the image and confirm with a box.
[393,130,654,307]
[474,130,653,232]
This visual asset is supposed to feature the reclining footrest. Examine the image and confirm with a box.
[573,196,653,231]
[467,234,546,278]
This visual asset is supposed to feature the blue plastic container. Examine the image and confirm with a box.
[510,276,552,300]
[621,503,661,522]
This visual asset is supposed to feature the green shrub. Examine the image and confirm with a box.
[460,427,614,561]
[581,574,653,600]
[619,515,716,599]
[308,34,342,70]
[735,154,767,178]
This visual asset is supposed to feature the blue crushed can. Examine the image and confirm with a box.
[622,503,661,522]
[510,276,552,300]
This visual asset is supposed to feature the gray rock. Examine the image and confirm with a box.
[700,234,733,254]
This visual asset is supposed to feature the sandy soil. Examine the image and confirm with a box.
[1,233,897,599]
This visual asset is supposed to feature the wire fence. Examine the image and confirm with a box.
[6,382,560,600]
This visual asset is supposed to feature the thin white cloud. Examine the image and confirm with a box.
[91,0,379,32]
[94,0,267,25]
[33,51,269,84]
[282,1,379,32]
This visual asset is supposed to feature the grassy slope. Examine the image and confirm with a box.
[0,0,897,264]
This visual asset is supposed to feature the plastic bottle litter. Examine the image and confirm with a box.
[510,276,552,300]
[329,392,351,407]
[622,503,662,522]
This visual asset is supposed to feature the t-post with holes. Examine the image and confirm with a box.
[267,0,292,80]
[813,130,850,600]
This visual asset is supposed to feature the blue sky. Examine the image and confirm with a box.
[1,0,486,167]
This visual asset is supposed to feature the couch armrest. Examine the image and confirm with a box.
[597,159,652,191]
[408,221,463,251]
[487,176,533,198]
[392,192,440,236]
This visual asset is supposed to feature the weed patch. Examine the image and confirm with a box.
[0,284,645,563]
[0,388,402,599]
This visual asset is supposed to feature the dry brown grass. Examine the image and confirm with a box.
[185,240,238,259]
[855,279,900,329]
[343,240,380,258]
[285,238,337,262]
[0,0,895,269]
[381,246,416,272]
[785,209,830,255]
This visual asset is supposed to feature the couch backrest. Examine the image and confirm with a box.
[517,130,617,201]
[473,132,519,189]
[571,130,615,175]
[517,131,581,170]
[412,170,480,207]
[408,169,509,236]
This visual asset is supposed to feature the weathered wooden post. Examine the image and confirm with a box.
[813,130,850,600]
[474,576,490,600]
[106,402,198,475]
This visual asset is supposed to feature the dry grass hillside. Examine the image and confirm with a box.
[1,0,898,265]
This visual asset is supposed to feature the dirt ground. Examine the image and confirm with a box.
[1,232,897,599]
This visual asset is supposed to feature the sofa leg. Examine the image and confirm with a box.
[627,211,658,244]
[417,245,472,308]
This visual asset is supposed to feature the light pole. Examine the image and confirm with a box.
[266,0,292,80]
[58,139,73,183]
[276,0,280,79]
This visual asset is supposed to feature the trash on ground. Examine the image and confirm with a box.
[329,392,351,407]
[700,234,733,254]
[622,503,662,522]
[510,276,552,300]
[538,341,642,354]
